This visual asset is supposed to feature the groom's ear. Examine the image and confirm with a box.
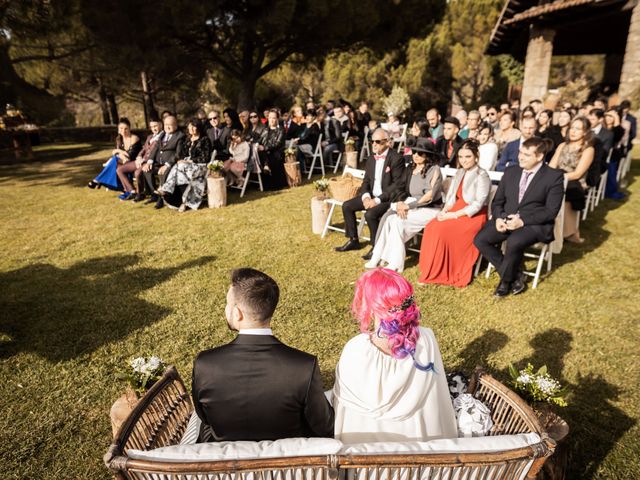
[233,304,244,323]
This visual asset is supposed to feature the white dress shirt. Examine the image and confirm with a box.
[362,149,388,204]
[238,328,273,335]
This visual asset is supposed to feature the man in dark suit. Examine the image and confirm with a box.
[336,128,406,259]
[474,137,564,297]
[620,100,637,151]
[496,116,538,171]
[435,116,463,167]
[206,110,231,160]
[192,268,334,442]
[142,115,185,209]
[587,108,613,187]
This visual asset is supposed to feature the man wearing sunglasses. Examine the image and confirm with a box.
[336,128,406,259]
[206,110,231,160]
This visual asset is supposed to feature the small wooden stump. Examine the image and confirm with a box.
[345,151,358,169]
[110,388,139,438]
[536,410,570,480]
[311,196,330,234]
[284,161,301,187]
[207,175,227,208]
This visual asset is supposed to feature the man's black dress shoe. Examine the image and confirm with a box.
[511,276,527,295]
[154,198,164,209]
[144,195,158,205]
[335,239,361,252]
[362,248,374,260]
[493,281,511,297]
[133,194,145,203]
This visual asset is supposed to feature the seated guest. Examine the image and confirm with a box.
[223,129,250,187]
[142,115,185,209]
[486,106,499,129]
[496,116,538,171]
[224,108,244,131]
[333,105,349,130]
[332,268,457,443]
[192,268,334,442]
[335,128,406,259]
[406,119,430,147]
[258,109,287,190]
[536,109,563,149]
[477,121,498,171]
[238,110,250,130]
[418,139,490,287]
[346,110,361,142]
[88,118,141,191]
[157,119,211,212]
[206,110,230,160]
[295,110,322,173]
[355,101,372,133]
[435,116,463,167]
[548,117,595,243]
[426,108,443,139]
[456,110,468,137]
[462,110,481,139]
[385,113,402,138]
[116,118,163,202]
[320,107,343,164]
[245,111,265,143]
[284,105,304,141]
[604,108,626,199]
[494,110,521,153]
[588,108,614,188]
[365,138,443,272]
[474,138,564,297]
[557,109,572,139]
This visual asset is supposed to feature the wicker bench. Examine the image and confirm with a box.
[104,366,555,480]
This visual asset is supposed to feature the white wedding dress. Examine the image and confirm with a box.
[332,327,457,443]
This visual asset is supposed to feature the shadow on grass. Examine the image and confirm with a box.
[0,254,215,361]
[0,143,111,188]
[467,328,637,479]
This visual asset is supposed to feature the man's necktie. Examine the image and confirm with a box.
[518,171,532,202]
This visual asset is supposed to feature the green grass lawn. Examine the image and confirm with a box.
[0,143,638,479]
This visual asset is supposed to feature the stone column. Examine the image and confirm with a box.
[521,25,555,105]
[619,2,640,100]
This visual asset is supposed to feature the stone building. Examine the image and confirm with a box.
[487,0,640,103]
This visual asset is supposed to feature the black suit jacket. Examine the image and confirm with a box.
[150,131,186,167]
[192,334,334,442]
[436,135,463,167]
[207,126,231,160]
[359,149,406,203]
[491,163,565,243]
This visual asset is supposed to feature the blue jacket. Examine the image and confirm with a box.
[496,139,520,172]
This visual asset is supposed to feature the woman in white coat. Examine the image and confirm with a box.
[332,268,457,443]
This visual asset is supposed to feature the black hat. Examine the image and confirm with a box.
[411,137,440,157]
[444,116,460,129]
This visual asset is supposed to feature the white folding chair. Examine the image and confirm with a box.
[484,179,567,289]
[329,132,350,174]
[306,134,325,180]
[321,167,369,241]
[359,126,370,163]
[617,149,632,183]
[228,143,263,198]
[582,186,596,220]
[394,124,409,152]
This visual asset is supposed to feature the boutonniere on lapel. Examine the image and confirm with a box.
[385,166,391,173]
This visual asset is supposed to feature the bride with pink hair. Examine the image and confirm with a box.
[332,268,457,443]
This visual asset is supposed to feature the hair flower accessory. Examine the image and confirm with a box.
[388,294,415,313]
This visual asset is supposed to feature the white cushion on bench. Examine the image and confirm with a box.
[340,432,541,454]
[128,437,343,462]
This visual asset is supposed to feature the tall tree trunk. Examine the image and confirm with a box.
[140,71,157,124]
[97,82,110,125]
[106,92,118,124]
[237,76,257,111]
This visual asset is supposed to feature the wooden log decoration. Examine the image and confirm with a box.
[345,151,358,169]
[284,161,301,187]
[207,175,227,208]
[109,387,139,438]
[311,196,330,234]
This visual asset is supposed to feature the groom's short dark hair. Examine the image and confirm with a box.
[230,268,280,323]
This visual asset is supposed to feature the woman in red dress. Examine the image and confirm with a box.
[418,140,491,287]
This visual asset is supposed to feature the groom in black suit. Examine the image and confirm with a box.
[336,128,406,259]
[192,268,334,442]
[474,137,564,297]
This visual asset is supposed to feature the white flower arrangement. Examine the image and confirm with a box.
[509,363,567,407]
[118,355,167,396]
[208,160,225,173]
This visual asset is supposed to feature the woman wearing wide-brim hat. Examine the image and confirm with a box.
[365,138,443,272]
